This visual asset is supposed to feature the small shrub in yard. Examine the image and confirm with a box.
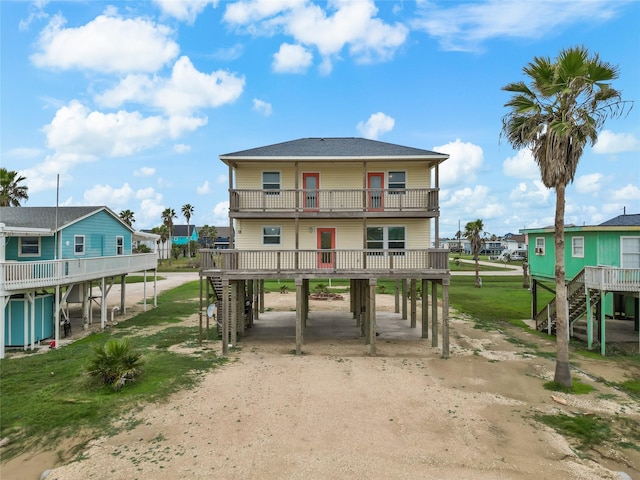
[86,338,144,392]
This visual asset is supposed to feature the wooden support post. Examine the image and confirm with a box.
[295,278,304,355]
[247,279,254,327]
[394,280,400,314]
[205,277,210,340]
[410,279,417,328]
[442,279,450,359]
[351,279,356,318]
[600,290,606,356]
[422,279,429,339]
[586,288,593,350]
[199,276,203,346]
[259,280,265,313]
[120,275,126,315]
[402,279,408,320]
[231,282,238,347]
[431,281,438,347]
[100,277,107,330]
[369,278,377,355]
[222,280,229,355]
[238,280,245,337]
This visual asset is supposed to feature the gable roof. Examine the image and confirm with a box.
[599,214,640,227]
[220,137,448,163]
[0,206,133,233]
[173,225,197,237]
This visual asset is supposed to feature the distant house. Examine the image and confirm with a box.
[502,233,527,253]
[521,213,640,353]
[0,206,158,358]
[198,226,231,250]
[172,225,199,256]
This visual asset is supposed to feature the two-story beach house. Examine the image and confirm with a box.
[522,213,640,354]
[0,206,158,358]
[199,137,451,356]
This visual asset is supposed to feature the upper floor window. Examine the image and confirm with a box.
[19,237,40,257]
[74,235,85,255]
[263,226,281,245]
[116,236,124,255]
[535,237,545,255]
[263,172,280,195]
[621,237,640,268]
[571,237,584,258]
[388,171,406,194]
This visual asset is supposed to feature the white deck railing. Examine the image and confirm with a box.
[584,266,640,292]
[1,254,158,293]
[200,248,449,276]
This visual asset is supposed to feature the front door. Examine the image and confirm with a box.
[368,172,384,210]
[317,228,335,268]
[303,173,319,211]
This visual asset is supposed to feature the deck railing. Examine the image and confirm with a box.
[584,266,640,292]
[1,253,158,293]
[230,188,438,213]
[200,248,449,276]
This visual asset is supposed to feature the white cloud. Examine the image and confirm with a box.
[173,144,191,153]
[216,174,228,184]
[96,56,245,116]
[136,187,157,199]
[508,180,551,204]
[272,43,313,73]
[592,130,640,154]
[575,173,605,195]
[611,183,640,202]
[356,112,394,140]
[83,183,134,205]
[253,98,273,116]
[6,147,44,159]
[441,184,505,220]
[153,0,218,24]
[434,139,484,186]
[134,167,156,177]
[31,11,179,73]
[139,197,166,227]
[502,149,539,180]
[197,180,211,194]
[212,201,230,224]
[413,0,626,52]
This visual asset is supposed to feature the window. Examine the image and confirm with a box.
[263,172,280,194]
[262,226,281,245]
[571,237,584,258]
[116,236,124,255]
[388,171,406,194]
[621,237,640,268]
[535,237,545,255]
[19,237,40,257]
[367,226,406,254]
[74,235,85,255]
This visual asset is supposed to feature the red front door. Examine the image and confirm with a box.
[317,228,335,268]
[303,173,319,211]
[368,172,384,210]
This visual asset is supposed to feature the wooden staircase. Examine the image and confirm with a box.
[535,268,601,335]
[206,276,252,334]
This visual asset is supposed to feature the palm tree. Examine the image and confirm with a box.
[200,224,217,248]
[151,225,169,260]
[161,207,177,248]
[0,168,29,206]
[464,219,485,288]
[501,45,630,387]
[119,209,135,227]
[181,204,194,258]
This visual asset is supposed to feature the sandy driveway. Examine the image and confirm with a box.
[4,273,639,480]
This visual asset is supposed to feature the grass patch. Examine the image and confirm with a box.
[543,379,595,394]
[0,281,226,462]
[534,413,612,450]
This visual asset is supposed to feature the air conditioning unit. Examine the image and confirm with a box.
[535,247,544,255]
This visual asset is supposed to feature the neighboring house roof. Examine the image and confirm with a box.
[521,213,640,234]
[173,225,197,237]
[220,137,448,163]
[0,206,134,233]
[599,214,640,227]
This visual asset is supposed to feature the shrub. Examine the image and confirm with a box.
[86,338,144,392]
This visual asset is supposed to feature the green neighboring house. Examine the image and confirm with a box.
[521,213,640,352]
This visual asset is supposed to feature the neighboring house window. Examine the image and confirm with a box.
[116,236,124,255]
[388,171,406,194]
[74,235,85,255]
[621,237,640,268]
[367,226,406,254]
[535,237,545,255]
[263,226,281,245]
[19,237,40,257]
[263,172,280,194]
[571,237,584,258]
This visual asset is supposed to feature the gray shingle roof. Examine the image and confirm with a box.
[599,214,640,227]
[220,137,448,161]
[0,206,125,231]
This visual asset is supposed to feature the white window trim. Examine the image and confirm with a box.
[367,225,406,254]
[74,235,86,256]
[535,237,545,255]
[116,236,124,255]
[388,171,407,194]
[262,226,281,246]
[18,237,41,257]
[620,236,640,268]
[262,171,281,195]
[571,236,584,258]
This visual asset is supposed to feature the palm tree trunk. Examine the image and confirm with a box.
[475,258,480,288]
[553,183,572,387]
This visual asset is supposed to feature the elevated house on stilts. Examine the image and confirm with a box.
[199,137,451,356]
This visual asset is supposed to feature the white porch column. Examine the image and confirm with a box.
[101,277,107,330]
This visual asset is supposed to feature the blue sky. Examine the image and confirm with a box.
[1,0,639,238]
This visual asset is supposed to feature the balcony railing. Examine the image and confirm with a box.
[200,248,449,276]
[1,253,158,293]
[230,188,438,214]
[584,266,640,292]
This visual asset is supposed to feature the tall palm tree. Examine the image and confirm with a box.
[119,209,135,227]
[181,203,194,258]
[152,225,170,260]
[161,207,177,244]
[464,219,485,288]
[501,46,630,387]
[0,168,29,206]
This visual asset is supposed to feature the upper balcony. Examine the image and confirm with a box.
[229,188,439,219]
[1,253,158,295]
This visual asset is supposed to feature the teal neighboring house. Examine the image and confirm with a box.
[0,206,158,359]
[521,213,640,353]
[172,225,199,249]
